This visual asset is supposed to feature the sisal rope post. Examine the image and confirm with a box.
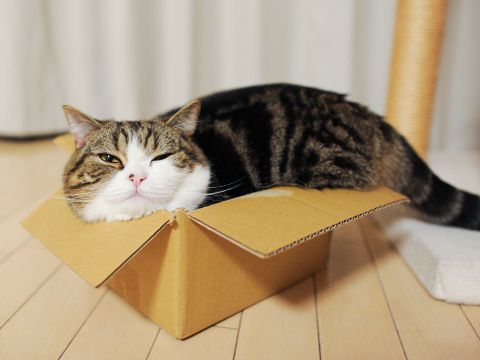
[386,0,448,158]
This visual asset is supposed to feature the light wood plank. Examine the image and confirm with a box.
[0,144,66,261]
[235,277,319,360]
[0,213,33,261]
[316,221,405,360]
[0,265,105,360]
[363,217,480,359]
[0,155,67,261]
[0,140,57,169]
[0,140,64,190]
[0,188,62,262]
[215,312,242,329]
[0,149,67,220]
[148,327,237,360]
[60,291,159,360]
[0,240,61,327]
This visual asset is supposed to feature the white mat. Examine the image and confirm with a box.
[374,151,480,305]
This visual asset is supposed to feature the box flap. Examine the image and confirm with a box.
[22,189,172,287]
[53,134,75,153]
[188,186,408,258]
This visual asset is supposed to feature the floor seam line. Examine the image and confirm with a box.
[0,262,63,331]
[360,218,409,360]
[57,288,109,359]
[232,311,243,360]
[144,327,162,360]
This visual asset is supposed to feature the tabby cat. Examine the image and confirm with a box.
[63,83,480,229]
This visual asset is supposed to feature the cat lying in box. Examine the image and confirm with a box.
[62,83,480,230]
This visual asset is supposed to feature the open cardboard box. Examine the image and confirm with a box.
[22,135,408,339]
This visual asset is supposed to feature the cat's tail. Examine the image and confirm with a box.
[387,135,480,231]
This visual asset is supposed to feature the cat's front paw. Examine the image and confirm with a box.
[105,213,134,222]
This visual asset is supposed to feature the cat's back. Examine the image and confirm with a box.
[197,83,345,122]
[193,83,383,152]
[188,83,387,195]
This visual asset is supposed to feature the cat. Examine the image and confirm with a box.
[63,83,480,229]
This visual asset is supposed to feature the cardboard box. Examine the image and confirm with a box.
[22,135,407,339]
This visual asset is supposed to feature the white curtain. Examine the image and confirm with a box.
[0,0,478,150]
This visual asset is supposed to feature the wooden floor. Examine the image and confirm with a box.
[1,139,480,360]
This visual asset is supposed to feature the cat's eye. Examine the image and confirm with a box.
[99,153,121,164]
[152,153,174,161]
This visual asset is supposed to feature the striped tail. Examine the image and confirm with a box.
[397,137,480,230]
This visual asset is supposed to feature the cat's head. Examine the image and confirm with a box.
[62,101,210,222]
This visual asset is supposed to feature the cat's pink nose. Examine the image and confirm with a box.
[129,173,147,187]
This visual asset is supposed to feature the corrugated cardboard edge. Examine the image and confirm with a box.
[187,198,408,258]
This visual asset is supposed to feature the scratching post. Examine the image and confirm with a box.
[386,0,448,158]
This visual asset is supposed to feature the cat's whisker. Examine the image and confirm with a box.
[207,177,246,189]
[204,183,243,196]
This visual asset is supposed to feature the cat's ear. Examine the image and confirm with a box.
[165,100,201,137]
[63,106,102,148]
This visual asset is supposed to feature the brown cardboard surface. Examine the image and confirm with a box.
[188,186,407,257]
[107,215,181,335]
[21,189,172,287]
[108,210,331,339]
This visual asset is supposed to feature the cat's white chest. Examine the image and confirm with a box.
[166,165,211,211]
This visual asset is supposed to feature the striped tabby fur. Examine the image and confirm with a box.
[64,84,480,229]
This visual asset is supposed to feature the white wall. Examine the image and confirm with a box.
[0,0,478,151]
[431,0,480,150]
